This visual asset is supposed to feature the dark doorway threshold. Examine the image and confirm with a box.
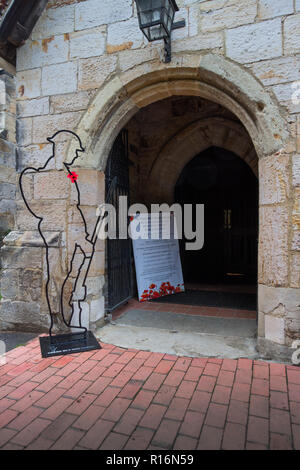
[150,289,257,311]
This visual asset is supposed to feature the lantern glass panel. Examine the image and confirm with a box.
[136,0,176,41]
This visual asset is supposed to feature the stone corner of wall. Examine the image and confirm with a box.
[257,337,293,364]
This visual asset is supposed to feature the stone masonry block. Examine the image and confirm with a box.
[265,315,285,345]
[50,91,95,114]
[17,69,42,100]
[226,19,282,63]
[75,0,132,31]
[33,171,69,200]
[32,111,82,144]
[107,17,144,53]
[258,205,289,286]
[284,14,300,55]
[42,62,77,96]
[90,296,105,323]
[259,153,289,205]
[78,55,118,91]
[17,36,69,71]
[0,246,42,269]
[201,0,257,32]
[258,0,293,19]
[70,28,106,59]
[32,4,75,40]
[17,97,49,118]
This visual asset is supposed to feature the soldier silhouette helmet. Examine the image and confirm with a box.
[47,130,85,166]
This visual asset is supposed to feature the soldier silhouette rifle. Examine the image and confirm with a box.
[19,130,105,338]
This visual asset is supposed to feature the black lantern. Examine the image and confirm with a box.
[135,0,185,63]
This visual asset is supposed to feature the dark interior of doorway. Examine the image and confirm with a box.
[152,146,258,311]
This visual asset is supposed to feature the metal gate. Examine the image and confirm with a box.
[105,130,132,312]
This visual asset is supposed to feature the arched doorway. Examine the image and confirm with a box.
[104,95,259,324]
[69,53,291,359]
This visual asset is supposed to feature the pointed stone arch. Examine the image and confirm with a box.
[146,117,257,204]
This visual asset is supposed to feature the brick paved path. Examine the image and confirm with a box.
[0,338,299,450]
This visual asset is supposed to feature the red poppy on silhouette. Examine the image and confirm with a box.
[67,172,78,183]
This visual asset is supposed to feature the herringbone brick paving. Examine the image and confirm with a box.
[0,337,299,450]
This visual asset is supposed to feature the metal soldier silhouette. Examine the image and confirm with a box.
[20,130,102,339]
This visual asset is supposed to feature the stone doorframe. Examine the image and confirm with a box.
[63,53,298,360]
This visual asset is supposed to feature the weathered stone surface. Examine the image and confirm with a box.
[3,230,60,248]
[188,4,199,37]
[0,167,15,184]
[17,36,69,71]
[18,144,54,170]
[259,153,289,205]
[86,275,105,298]
[119,46,160,72]
[17,69,41,100]
[67,224,94,254]
[32,4,75,40]
[0,139,16,168]
[173,32,223,53]
[0,199,16,217]
[258,0,293,19]
[257,312,265,338]
[32,111,82,143]
[16,118,32,146]
[70,169,105,206]
[247,56,300,86]
[292,188,300,251]
[257,337,292,362]
[78,55,118,90]
[70,27,106,59]
[226,19,282,63]
[284,13,300,55]
[258,284,300,319]
[292,154,300,187]
[0,182,15,200]
[200,0,257,32]
[107,17,144,53]
[258,206,289,286]
[88,251,105,277]
[0,246,42,269]
[297,0,300,12]
[50,91,95,114]
[16,200,67,231]
[75,0,132,31]
[70,302,89,332]
[90,296,105,323]
[42,62,77,96]
[19,269,43,302]
[0,299,49,332]
[0,270,18,299]
[265,315,285,345]
[33,171,68,200]
[290,253,300,288]
[17,97,49,118]
[270,82,300,115]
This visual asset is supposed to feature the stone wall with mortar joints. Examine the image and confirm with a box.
[0,70,16,248]
[0,0,299,356]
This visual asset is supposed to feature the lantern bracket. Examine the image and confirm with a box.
[164,19,185,63]
[172,20,186,30]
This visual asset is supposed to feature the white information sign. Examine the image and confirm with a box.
[131,213,185,302]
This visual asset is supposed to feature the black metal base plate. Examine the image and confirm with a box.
[39,331,101,358]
